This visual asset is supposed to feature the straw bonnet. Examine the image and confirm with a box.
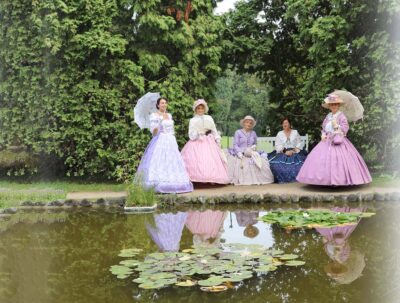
[322,93,344,109]
[193,99,209,113]
[240,115,257,128]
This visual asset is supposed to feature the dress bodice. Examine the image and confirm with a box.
[150,113,174,135]
[275,130,303,152]
[159,118,175,135]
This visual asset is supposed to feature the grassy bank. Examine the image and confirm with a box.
[0,181,126,209]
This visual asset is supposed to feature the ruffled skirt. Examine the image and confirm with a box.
[136,133,193,193]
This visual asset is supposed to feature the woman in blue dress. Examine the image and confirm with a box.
[268,117,307,183]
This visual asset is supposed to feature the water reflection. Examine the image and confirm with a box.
[315,207,366,284]
[235,211,259,238]
[0,204,399,303]
[146,212,187,252]
[185,210,227,247]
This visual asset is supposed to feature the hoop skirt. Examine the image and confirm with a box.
[296,112,371,186]
[181,135,229,184]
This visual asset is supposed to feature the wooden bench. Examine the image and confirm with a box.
[221,135,309,153]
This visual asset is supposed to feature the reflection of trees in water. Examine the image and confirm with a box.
[0,211,156,303]
[1,205,398,303]
[357,203,400,303]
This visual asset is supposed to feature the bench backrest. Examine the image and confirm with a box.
[222,134,309,153]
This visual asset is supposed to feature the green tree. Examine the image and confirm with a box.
[224,0,400,171]
[0,0,226,180]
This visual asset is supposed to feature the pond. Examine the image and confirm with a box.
[0,202,399,303]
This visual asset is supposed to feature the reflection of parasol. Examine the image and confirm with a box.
[134,92,160,129]
[324,250,366,284]
[323,90,364,122]
[146,212,187,252]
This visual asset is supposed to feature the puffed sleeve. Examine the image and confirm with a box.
[275,131,285,153]
[233,130,245,154]
[337,113,349,135]
[188,118,199,141]
[150,113,160,135]
[321,115,329,137]
[209,116,221,142]
[293,130,304,150]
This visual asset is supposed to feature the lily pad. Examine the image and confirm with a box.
[175,280,197,287]
[278,254,299,260]
[198,277,225,287]
[119,259,140,267]
[138,282,166,289]
[285,260,306,266]
[200,285,228,292]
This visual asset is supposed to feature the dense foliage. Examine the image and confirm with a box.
[224,0,400,171]
[0,0,225,180]
[1,0,398,179]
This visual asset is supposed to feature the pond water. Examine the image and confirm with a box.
[0,202,399,303]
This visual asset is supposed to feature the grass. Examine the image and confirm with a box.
[371,173,400,187]
[0,180,126,209]
[125,178,158,207]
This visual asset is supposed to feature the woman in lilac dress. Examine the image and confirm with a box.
[225,116,274,185]
[296,95,372,186]
[135,97,193,193]
[316,207,366,284]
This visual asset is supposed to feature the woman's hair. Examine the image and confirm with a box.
[281,117,292,127]
[156,97,168,109]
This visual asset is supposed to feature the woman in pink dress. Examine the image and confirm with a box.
[181,99,229,184]
[296,94,372,186]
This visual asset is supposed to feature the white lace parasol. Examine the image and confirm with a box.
[134,92,161,129]
[331,90,364,122]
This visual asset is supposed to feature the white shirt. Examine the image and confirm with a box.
[188,114,220,141]
[275,129,303,153]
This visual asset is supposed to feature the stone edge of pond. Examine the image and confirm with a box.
[1,191,399,216]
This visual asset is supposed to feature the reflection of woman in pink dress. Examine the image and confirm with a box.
[316,207,366,284]
[181,99,229,184]
[185,210,227,246]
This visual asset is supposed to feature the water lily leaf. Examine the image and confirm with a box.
[133,277,149,284]
[200,285,228,292]
[116,274,130,279]
[285,260,306,266]
[149,272,176,280]
[259,256,273,264]
[148,253,166,260]
[254,265,277,274]
[278,254,299,260]
[198,277,225,287]
[110,265,133,275]
[138,282,165,289]
[175,280,197,287]
[179,255,191,261]
[269,249,285,256]
[182,248,194,253]
[119,259,140,267]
